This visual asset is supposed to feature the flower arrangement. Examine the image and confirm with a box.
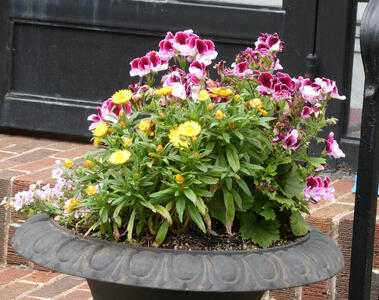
[3,30,346,249]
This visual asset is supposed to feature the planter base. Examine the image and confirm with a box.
[87,279,265,300]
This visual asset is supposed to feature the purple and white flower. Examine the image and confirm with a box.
[303,176,335,203]
[325,132,345,158]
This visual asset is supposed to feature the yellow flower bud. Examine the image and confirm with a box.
[198,90,210,102]
[85,160,94,168]
[93,137,102,147]
[86,185,97,196]
[207,103,214,110]
[64,159,73,168]
[234,94,241,102]
[215,110,225,120]
[156,145,164,153]
[123,137,133,147]
[175,174,184,184]
[119,121,126,128]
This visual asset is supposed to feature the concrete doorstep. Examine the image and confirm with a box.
[0,133,378,300]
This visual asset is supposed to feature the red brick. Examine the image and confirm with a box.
[23,271,59,283]
[7,149,59,164]
[0,169,25,180]
[27,276,85,298]
[4,139,56,154]
[77,281,90,290]
[270,288,296,300]
[336,193,355,204]
[305,216,332,236]
[55,290,93,300]
[0,136,36,145]
[336,212,354,300]
[32,264,55,273]
[47,141,87,151]
[0,268,33,285]
[11,158,57,172]
[7,225,31,266]
[11,181,32,197]
[332,178,355,199]
[311,203,353,219]
[0,151,17,160]
[53,145,96,160]
[302,280,327,300]
[0,142,12,149]
[0,282,37,299]
[0,160,21,170]
[15,168,55,185]
[17,297,41,300]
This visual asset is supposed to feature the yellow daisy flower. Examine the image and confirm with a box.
[178,121,201,137]
[210,87,233,98]
[197,90,210,102]
[63,198,80,213]
[109,150,131,166]
[111,89,133,105]
[123,137,133,147]
[86,185,97,196]
[154,86,173,96]
[168,127,189,148]
[92,122,108,137]
[248,98,263,109]
[215,110,225,120]
[64,159,73,168]
[137,120,156,137]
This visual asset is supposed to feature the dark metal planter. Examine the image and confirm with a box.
[12,214,344,300]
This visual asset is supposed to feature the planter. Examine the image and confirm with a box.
[11,214,344,300]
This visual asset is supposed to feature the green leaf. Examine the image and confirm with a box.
[192,187,213,198]
[225,177,233,191]
[155,205,173,225]
[231,188,243,210]
[222,187,235,226]
[240,214,280,248]
[222,132,230,143]
[290,210,311,236]
[233,130,244,141]
[226,144,240,172]
[304,157,326,168]
[127,208,136,242]
[114,215,122,228]
[176,197,185,223]
[155,220,169,245]
[198,175,218,185]
[259,203,276,220]
[280,167,305,199]
[183,188,197,205]
[187,202,206,233]
[112,203,124,219]
[196,164,208,172]
[196,197,207,215]
[236,178,252,197]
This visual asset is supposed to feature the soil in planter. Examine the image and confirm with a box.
[134,222,302,251]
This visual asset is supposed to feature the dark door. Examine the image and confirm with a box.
[0,0,318,137]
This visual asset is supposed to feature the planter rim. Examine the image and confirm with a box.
[11,213,344,293]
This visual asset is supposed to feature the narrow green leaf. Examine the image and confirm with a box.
[196,197,206,215]
[155,205,173,225]
[198,175,218,185]
[222,132,230,143]
[183,188,197,204]
[225,177,233,191]
[236,178,252,197]
[226,144,240,172]
[155,220,169,245]
[231,188,243,210]
[114,215,122,228]
[127,208,136,242]
[187,202,206,233]
[112,203,124,219]
[196,164,208,172]
[222,187,235,225]
[176,197,185,223]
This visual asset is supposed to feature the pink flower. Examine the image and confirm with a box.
[195,39,218,66]
[256,72,295,101]
[283,129,299,149]
[303,176,335,203]
[189,61,206,78]
[129,58,141,77]
[255,33,284,53]
[325,132,345,158]
[146,51,168,72]
[314,78,346,100]
[137,56,152,77]
[232,61,253,77]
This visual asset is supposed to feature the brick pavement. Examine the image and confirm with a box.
[0,132,378,300]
